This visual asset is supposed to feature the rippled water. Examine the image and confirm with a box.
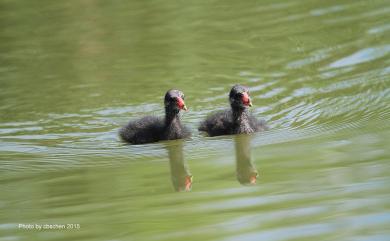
[1,0,389,240]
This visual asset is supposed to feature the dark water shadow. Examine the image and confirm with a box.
[165,139,192,192]
[235,134,258,185]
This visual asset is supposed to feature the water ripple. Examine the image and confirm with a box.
[329,45,390,68]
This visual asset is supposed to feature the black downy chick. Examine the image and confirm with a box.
[199,84,267,136]
[120,90,190,144]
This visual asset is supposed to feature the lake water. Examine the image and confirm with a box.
[1,0,389,240]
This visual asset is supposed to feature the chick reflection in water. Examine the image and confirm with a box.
[235,134,258,185]
[165,139,192,192]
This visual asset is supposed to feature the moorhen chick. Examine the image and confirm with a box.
[199,84,267,136]
[120,89,190,144]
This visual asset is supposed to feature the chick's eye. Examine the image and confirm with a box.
[170,97,176,101]
[235,93,242,98]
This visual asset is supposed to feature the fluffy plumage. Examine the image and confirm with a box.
[120,90,190,144]
[199,84,268,136]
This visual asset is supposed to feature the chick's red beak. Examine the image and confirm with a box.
[242,92,252,107]
[177,97,187,111]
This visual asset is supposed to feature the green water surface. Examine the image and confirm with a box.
[1,0,389,240]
